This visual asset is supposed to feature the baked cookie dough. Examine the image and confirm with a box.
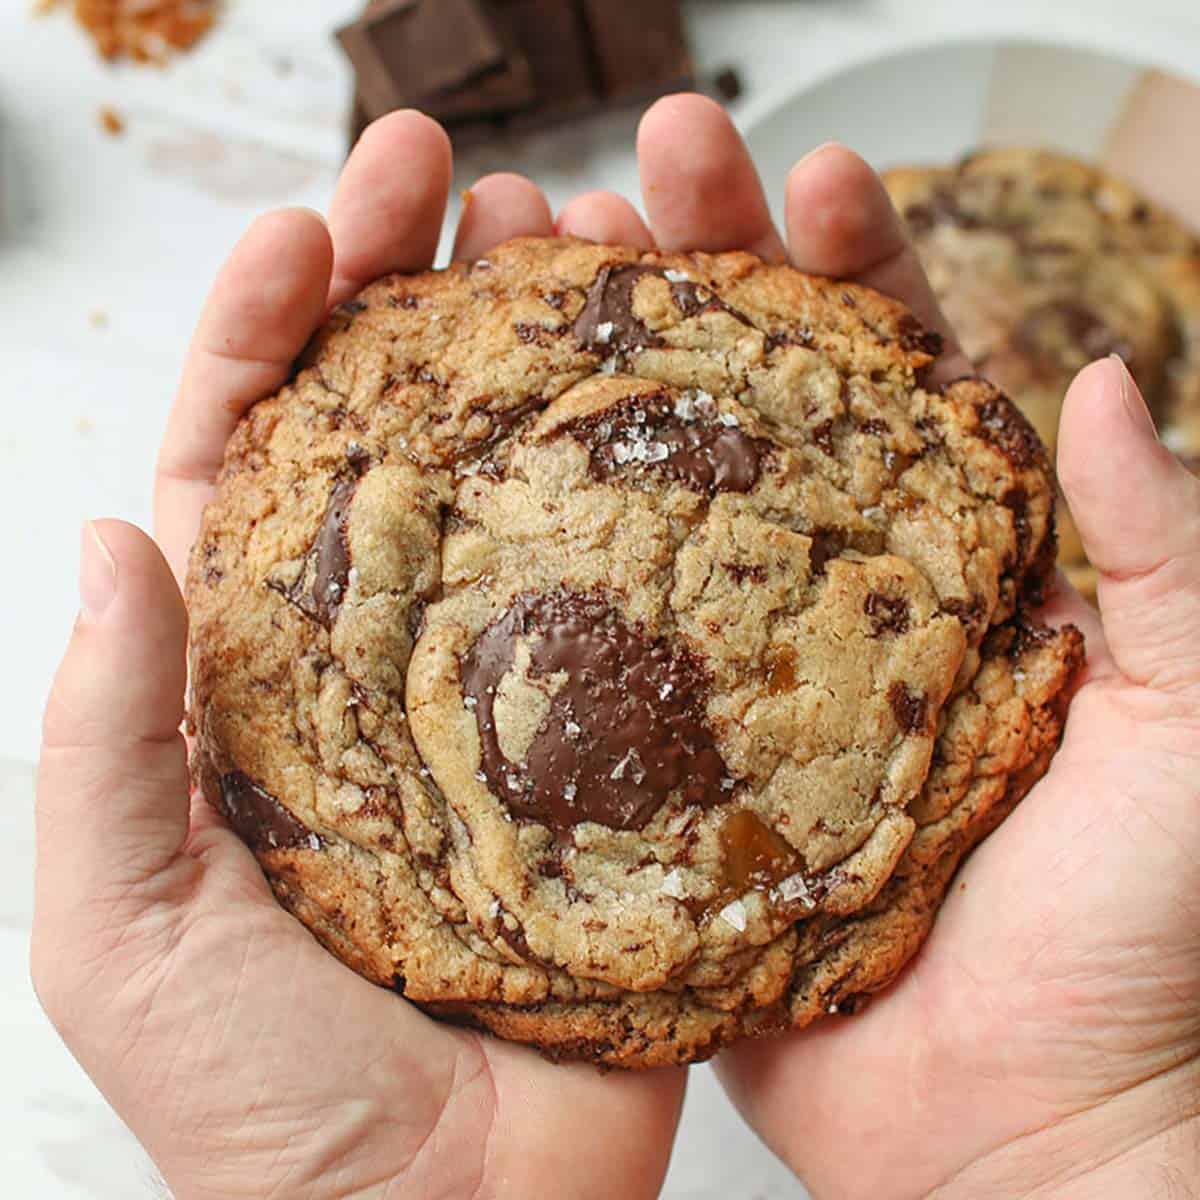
[189,237,1083,1067]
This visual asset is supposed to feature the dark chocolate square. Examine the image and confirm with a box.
[579,0,692,100]
[337,0,505,118]
[420,1,538,123]
[498,0,602,125]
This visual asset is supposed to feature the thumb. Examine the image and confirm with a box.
[1058,357,1200,691]
[36,521,191,938]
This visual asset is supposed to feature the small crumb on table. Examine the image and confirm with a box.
[97,106,124,136]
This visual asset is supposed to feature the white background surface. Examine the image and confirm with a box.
[2,1,1199,1196]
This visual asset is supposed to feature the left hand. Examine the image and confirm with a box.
[35,108,700,1200]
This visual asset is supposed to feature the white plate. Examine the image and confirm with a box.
[742,38,1160,228]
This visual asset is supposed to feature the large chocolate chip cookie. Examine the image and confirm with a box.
[188,237,1083,1067]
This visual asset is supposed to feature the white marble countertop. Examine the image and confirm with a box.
[2,1,1198,1195]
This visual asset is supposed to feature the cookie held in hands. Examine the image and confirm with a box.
[188,237,1083,1068]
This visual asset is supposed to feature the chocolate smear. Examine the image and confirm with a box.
[218,772,321,852]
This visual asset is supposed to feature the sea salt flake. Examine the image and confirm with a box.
[775,872,812,905]
[694,389,716,417]
[463,695,478,711]
[718,411,740,427]
[612,442,632,464]
[718,899,747,933]
[627,749,646,784]
[660,869,687,899]
[475,259,492,269]
[488,900,502,919]
[664,269,691,283]
[563,782,578,803]
[645,442,669,463]
[347,566,360,588]
[475,770,488,784]
[600,356,619,375]
[658,682,674,700]
[720,776,736,791]
[673,393,696,421]
[610,748,643,781]
[564,720,582,739]
[863,506,884,522]
[307,833,321,851]
[828,1002,840,1014]
[267,831,280,848]
[595,321,614,345]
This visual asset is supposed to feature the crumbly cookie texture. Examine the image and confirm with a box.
[885,147,1200,598]
[188,236,1083,1068]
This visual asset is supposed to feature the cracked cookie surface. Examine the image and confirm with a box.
[885,147,1200,598]
[188,236,1083,1067]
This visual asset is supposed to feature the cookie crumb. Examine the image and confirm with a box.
[88,308,109,329]
[60,0,218,64]
[98,106,124,135]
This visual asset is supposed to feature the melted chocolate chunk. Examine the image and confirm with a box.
[461,591,733,831]
[218,772,320,852]
[288,478,356,625]
[276,455,370,626]
[573,263,758,355]
[568,391,767,495]
[887,683,928,735]
[574,264,667,352]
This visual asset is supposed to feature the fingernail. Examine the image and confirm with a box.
[79,522,117,621]
[1110,355,1159,441]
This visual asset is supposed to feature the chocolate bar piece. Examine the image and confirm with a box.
[579,0,692,100]
[499,0,600,121]
[337,0,504,117]
[420,2,537,124]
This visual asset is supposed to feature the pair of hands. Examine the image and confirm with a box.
[34,96,1200,1199]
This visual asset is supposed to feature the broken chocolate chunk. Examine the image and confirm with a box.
[337,0,505,118]
[579,0,692,100]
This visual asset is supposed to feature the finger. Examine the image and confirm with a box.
[784,143,972,384]
[555,191,653,248]
[155,208,334,584]
[1059,357,1200,691]
[38,522,190,922]
[327,109,453,304]
[452,172,554,262]
[637,93,786,261]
